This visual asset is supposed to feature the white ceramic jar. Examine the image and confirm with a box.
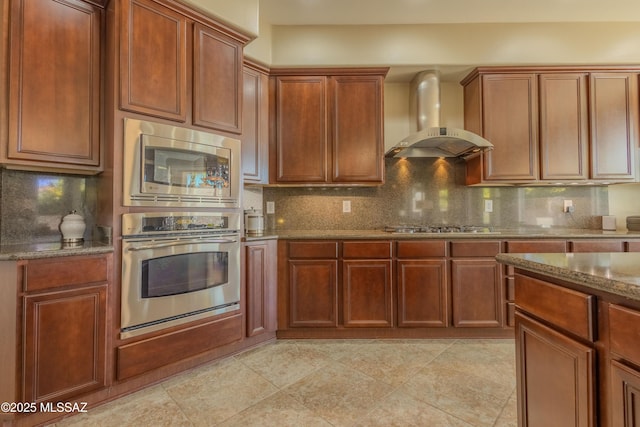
[60,210,86,242]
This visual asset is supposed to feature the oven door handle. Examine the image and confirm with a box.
[126,238,237,251]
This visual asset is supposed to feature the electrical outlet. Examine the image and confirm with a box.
[343,200,351,213]
[563,200,573,213]
[484,199,493,213]
[266,201,275,214]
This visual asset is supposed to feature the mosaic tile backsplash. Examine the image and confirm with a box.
[0,169,97,245]
[262,158,608,231]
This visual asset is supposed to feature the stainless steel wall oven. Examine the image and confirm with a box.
[120,212,241,339]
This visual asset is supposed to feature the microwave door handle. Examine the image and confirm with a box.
[127,238,237,251]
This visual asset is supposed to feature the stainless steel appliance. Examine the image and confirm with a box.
[384,224,499,234]
[121,212,241,339]
[123,118,241,208]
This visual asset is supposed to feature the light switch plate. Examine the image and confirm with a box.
[484,199,493,213]
[343,200,351,213]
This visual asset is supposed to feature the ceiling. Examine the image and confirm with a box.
[259,0,640,25]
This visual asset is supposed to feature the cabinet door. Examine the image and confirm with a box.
[120,0,187,121]
[589,73,638,180]
[193,23,243,134]
[7,0,102,171]
[451,258,503,327]
[23,285,107,403]
[330,75,384,183]
[515,312,595,427]
[289,259,337,327]
[273,76,328,183]
[610,360,640,427]
[397,259,449,327]
[481,74,538,181]
[539,73,589,181]
[245,241,277,337]
[343,260,393,327]
[242,63,269,183]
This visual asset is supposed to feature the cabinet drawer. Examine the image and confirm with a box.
[343,241,392,259]
[288,241,338,259]
[24,255,109,292]
[609,304,640,366]
[626,241,640,252]
[506,240,567,253]
[450,240,502,257]
[515,273,595,341]
[396,240,447,258]
[570,240,624,252]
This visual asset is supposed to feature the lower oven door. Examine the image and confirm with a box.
[121,234,240,338]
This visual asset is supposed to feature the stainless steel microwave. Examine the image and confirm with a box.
[122,118,241,208]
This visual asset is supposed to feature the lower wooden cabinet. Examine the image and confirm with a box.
[286,241,338,327]
[0,253,111,410]
[23,284,107,403]
[610,360,640,427]
[396,240,449,328]
[451,241,503,328]
[245,239,277,337]
[515,312,596,427]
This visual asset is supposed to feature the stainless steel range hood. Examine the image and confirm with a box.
[385,70,493,159]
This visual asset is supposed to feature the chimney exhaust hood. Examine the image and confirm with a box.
[385,70,493,159]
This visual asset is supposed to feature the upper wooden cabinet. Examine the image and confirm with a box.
[589,73,638,180]
[462,67,639,185]
[241,60,269,183]
[465,73,539,183]
[269,68,388,185]
[119,0,248,133]
[3,0,105,174]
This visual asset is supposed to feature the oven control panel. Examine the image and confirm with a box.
[122,212,241,237]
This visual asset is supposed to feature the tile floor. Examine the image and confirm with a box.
[54,339,517,427]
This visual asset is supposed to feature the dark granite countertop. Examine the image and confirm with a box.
[0,240,114,261]
[266,228,640,240]
[496,252,640,302]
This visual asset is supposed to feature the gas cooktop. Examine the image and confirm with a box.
[384,225,498,234]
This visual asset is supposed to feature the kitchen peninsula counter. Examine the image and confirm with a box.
[497,252,640,302]
[497,252,640,426]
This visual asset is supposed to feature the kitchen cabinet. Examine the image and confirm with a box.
[608,303,640,427]
[269,68,388,185]
[539,73,589,180]
[342,241,393,327]
[4,0,104,174]
[570,239,625,252]
[119,0,247,132]
[0,254,111,409]
[514,273,596,427]
[241,60,270,183]
[589,73,638,181]
[396,241,449,327]
[245,239,277,337]
[462,67,639,185]
[463,72,539,183]
[504,240,568,326]
[450,241,504,328]
[285,241,338,327]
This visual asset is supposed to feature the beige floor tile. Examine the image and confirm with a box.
[326,339,455,387]
[235,340,333,388]
[284,361,394,426]
[54,385,192,427]
[163,358,278,426]
[352,388,475,427]
[218,391,333,427]
[494,389,519,427]
[50,339,518,427]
